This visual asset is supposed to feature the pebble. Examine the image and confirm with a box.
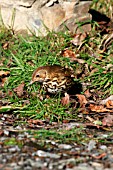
[36,150,61,159]
[58,144,72,149]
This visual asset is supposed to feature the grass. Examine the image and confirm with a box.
[0,22,113,119]
[0,30,77,121]
[3,126,86,146]
[28,127,86,144]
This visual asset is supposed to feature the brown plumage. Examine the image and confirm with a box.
[30,65,75,94]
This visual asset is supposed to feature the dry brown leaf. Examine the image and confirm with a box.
[1,77,8,87]
[2,42,9,50]
[102,114,113,127]
[62,119,70,123]
[84,89,92,98]
[89,104,113,113]
[0,71,10,77]
[7,90,13,97]
[71,32,87,46]
[78,108,89,114]
[106,100,113,108]
[14,82,25,97]
[92,153,106,159]
[27,119,44,125]
[0,71,10,87]
[62,49,86,63]
[76,94,87,107]
[61,93,70,106]
[90,68,98,75]
[62,49,76,60]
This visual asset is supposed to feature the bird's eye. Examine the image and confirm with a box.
[36,74,40,78]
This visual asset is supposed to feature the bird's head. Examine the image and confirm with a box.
[30,67,47,85]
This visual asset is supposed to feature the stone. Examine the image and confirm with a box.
[40,4,65,31]
[57,1,92,33]
[57,14,91,33]
[0,0,92,36]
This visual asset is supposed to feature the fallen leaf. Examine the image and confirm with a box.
[84,89,92,98]
[14,82,25,97]
[106,100,113,108]
[71,32,87,46]
[92,153,106,159]
[102,114,113,126]
[2,42,9,50]
[62,49,76,61]
[27,119,44,125]
[90,68,99,75]
[89,104,113,113]
[0,77,8,87]
[78,108,89,114]
[7,90,13,97]
[76,94,87,107]
[0,71,10,87]
[0,71,10,77]
[62,49,86,63]
[62,119,70,123]
[61,93,70,106]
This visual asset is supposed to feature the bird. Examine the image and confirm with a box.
[30,65,76,94]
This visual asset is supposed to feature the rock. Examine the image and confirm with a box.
[58,144,72,149]
[0,0,92,36]
[57,1,92,33]
[57,14,91,33]
[40,4,65,31]
[36,150,61,159]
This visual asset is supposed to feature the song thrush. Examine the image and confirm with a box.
[30,65,76,94]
